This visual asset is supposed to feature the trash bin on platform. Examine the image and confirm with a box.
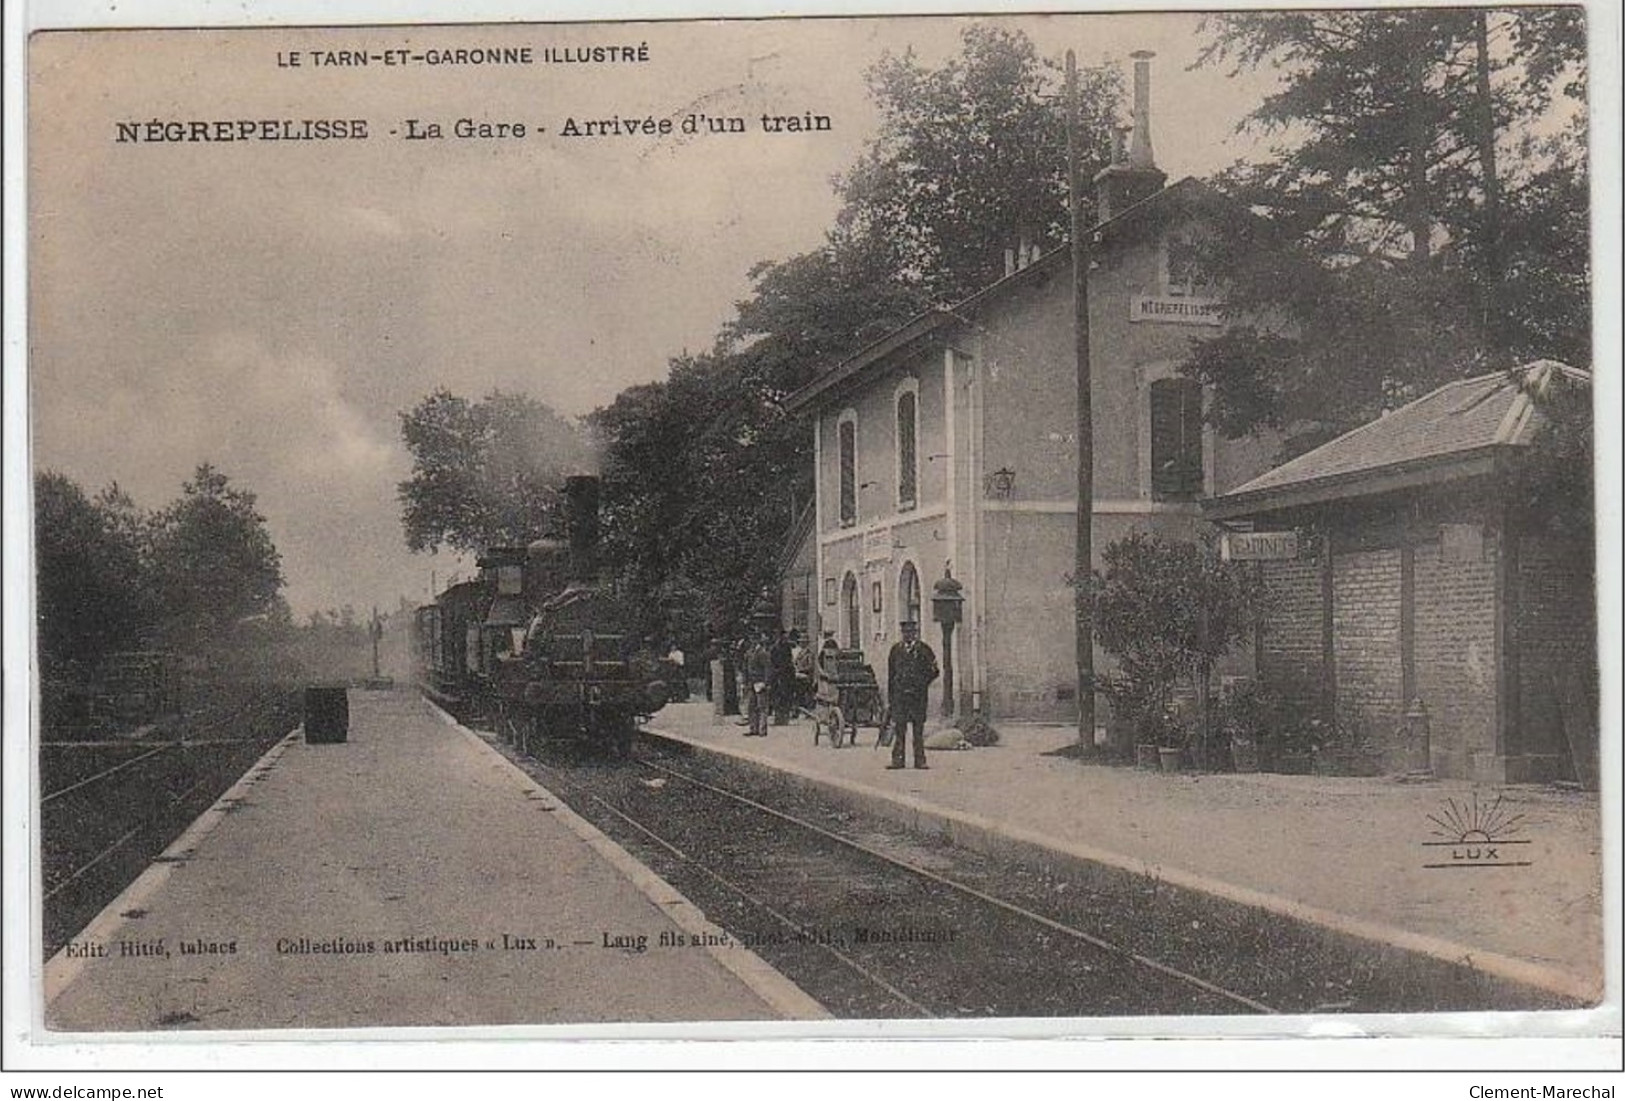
[304,685,349,744]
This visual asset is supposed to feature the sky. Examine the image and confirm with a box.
[25,13,1321,617]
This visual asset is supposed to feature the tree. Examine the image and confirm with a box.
[147,463,284,646]
[1509,366,1594,545]
[591,350,800,645]
[397,389,592,555]
[835,23,1122,304]
[34,471,152,670]
[1091,534,1263,764]
[723,237,928,400]
[1186,8,1589,456]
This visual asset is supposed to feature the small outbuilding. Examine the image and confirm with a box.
[1205,361,1596,784]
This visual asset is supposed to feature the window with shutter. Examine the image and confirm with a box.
[1150,378,1204,501]
[838,417,857,525]
[896,390,918,509]
[841,573,860,650]
[899,561,921,626]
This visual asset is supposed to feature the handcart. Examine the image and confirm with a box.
[807,649,884,748]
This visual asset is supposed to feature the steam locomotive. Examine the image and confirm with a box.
[413,475,667,756]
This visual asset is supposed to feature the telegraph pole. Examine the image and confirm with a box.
[1066,50,1096,749]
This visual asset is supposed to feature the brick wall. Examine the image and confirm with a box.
[1413,536,1498,778]
[1516,534,1596,780]
[1258,558,1324,714]
[1331,549,1403,741]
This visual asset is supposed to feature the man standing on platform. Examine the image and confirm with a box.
[886,619,938,770]
[769,629,795,725]
[744,630,772,737]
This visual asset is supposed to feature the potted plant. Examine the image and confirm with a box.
[1313,713,1386,776]
[1272,717,1322,774]
[1098,668,1168,770]
[1157,725,1185,773]
[1218,679,1274,773]
[1090,533,1266,774]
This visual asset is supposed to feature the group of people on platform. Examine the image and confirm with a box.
[695,620,939,770]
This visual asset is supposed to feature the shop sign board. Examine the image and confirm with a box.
[1222,530,1299,562]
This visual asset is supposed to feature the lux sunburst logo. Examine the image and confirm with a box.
[1421,792,1533,869]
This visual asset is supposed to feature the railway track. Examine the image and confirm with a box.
[483,725,1575,1018]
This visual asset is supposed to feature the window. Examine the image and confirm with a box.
[898,562,921,626]
[838,415,857,526]
[896,386,918,510]
[1150,378,1204,501]
[841,572,860,651]
[1165,235,1215,298]
[789,576,811,638]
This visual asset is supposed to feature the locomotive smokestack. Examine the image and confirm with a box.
[564,474,600,581]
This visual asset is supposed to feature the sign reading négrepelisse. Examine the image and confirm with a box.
[1130,295,1223,325]
[1222,530,1299,562]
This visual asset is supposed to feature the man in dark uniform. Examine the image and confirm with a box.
[886,619,939,770]
[769,629,795,725]
[744,630,772,737]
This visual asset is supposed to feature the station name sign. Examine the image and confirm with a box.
[1222,530,1299,562]
[1130,295,1223,326]
[862,528,894,564]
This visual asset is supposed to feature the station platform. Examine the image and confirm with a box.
[43,688,823,1033]
[648,701,1608,1005]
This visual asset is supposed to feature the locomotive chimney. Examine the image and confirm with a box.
[564,474,600,582]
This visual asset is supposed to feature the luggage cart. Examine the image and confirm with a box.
[807,649,884,748]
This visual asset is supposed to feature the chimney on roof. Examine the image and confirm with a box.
[1002,233,1040,277]
[1092,50,1168,223]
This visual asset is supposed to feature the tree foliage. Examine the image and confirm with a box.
[147,464,285,645]
[36,465,287,667]
[1091,533,1264,752]
[835,23,1122,304]
[590,352,803,645]
[1509,367,1594,545]
[1186,8,1589,456]
[397,389,592,554]
[35,472,151,670]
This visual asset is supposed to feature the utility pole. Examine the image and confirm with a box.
[1066,50,1096,749]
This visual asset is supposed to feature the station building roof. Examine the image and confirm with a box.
[782,176,1237,417]
[1205,360,1590,520]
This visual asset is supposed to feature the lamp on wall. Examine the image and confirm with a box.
[984,467,1017,500]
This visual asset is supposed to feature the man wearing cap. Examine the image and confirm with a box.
[886,620,939,770]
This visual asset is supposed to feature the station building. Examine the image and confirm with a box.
[1206,361,1596,784]
[780,55,1277,723]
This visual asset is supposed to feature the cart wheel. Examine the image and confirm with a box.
[819,707,841,748]
[834,708,853,748]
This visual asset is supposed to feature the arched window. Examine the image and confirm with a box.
[898,561,921,627]
[1149,378,1204,501]
[841,572,861,651]
[838,412,858,526]
[895,384,918,510]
